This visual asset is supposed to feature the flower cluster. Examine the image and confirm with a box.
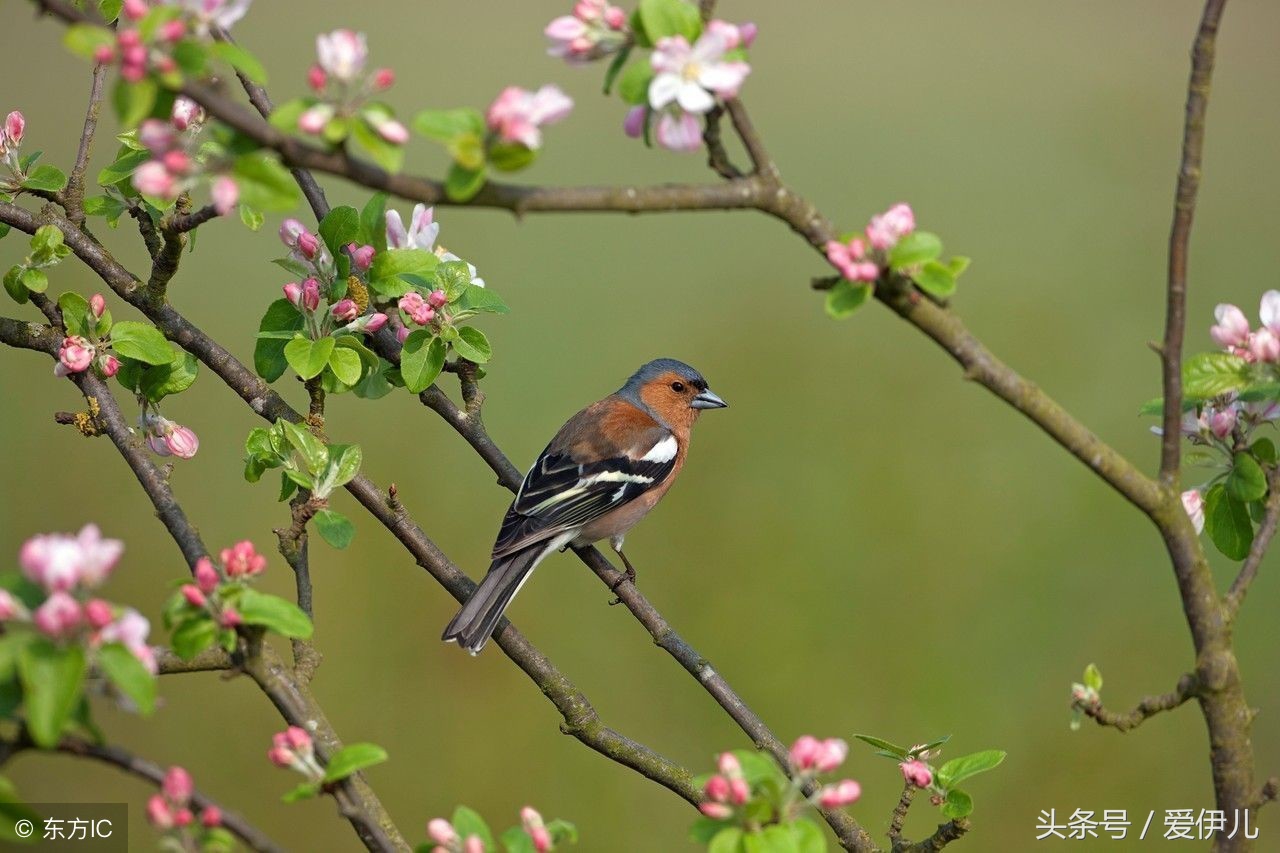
[826,203,916,283]
[385,204,486,342]
[277,218,387,340]
[697,736,861,843]
[132,97,239,214]
[1210,294,1280,364]
[145,765,223,840]
[176,540,269,630]
[299,30,407,146]
[486,86,574,152]
[93,0,187,82]
[267,725,323,779]
[11,525,156,672]
[54,293,113,377]
[644,25,752,151]
[545,0,628,64]
[425,805,574,853]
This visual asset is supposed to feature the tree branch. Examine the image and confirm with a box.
[64,62,107,226]
[1160,0,1229,484]
[1076,673,1199,733]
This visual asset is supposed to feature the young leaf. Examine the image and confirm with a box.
[279,420,329,474]
[321,743,388,782]
[109,321,172,365]
[444,163,486,203]
[450,806,493,850]
[707,827,743,853]
[452,326,492,363]
[170,616,219,660]
[209,40,267,84]
[913,260,957,298]
[941,788,974,819]
[1182,352,1249,399]
[501,827,537,853]
[487,142,536,173]
[236,588,314,639]
[255,299,306,381]
[284,335,335,380]
[1204,483,1254,560]
[853,734,909,759]
[319,205,361,257]
[638,0,702,42]
[97,148,149,187]
[96,642,156,715]
[351,117,405,173]
[936,749,1006,789]
[328,345,363,386]
[454,286,509,315]
[138,349,199,401]
[20,165,68,194]
[19,641,87,748]
[359,192,389,249]
[400,331,447,393]
[112,77,158,128]
[313,508,355,549]
[1226,452,1268,503]
[888,231,943,270]
[233,153,300,211]
[326,444,363,490]
[617,61,656,106]
[281,781,321,803]
[57,292,93,337]
[1083,663,1103,692]
[412,108,484,142]
[825,281,872,319]
[603,44,633,94]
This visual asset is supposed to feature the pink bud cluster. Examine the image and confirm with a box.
[279,218,334,278]
[699,752,753,820]
[788,736,861,809]
[132,98,239,215]
[181,540,270,629]
[96,3,186,83]
[0,111,24,173]
[267,726,324,780]
[53,294,121,379]
[397,289,447,333]
[145,765,222,838]
[140,412,200,459]
[702,738,861,824]
[825,203,917,283]
[12,526,156,672]
[1209,292,1280,364]
[486,85,574,151]
[426,818,485,853]
[545,0,628,64]
[300,30,407,144]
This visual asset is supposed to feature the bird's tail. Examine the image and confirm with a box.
[442,543,548,654]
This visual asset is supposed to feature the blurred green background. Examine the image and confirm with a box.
[2,0,1279,849]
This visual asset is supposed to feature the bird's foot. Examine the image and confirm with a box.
[607,558,637,605]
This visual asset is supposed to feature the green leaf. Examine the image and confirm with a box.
[109,320,171,364]
[454,285,509,315]
[1226,452,1268,502]
[369,248,438,281]
[411,108,484,143]
[937,749,1005,788]
[61,294,98,337]
[447,132,486,171]
[1204,483,1254,560]
[603,44,633,94]
[279,419,329,473]
[853,734,909,758]
[237,588,313,639]
[170,616,218,660]
[451,326,492,363]
[96,642,156,715]
[450,806,493,850]
[64,24,115,59]
[325,444,363,490]
[319,205,361,257]
[322,743,387,782]
[328,345,363,386]
[400,331,447,393]
[209,40,267,84]
[233,153,300,211]
[284,335,335,380]
[3,268,28,304]
[281,781,321,803]
[139,349,198,401]
[789,820,827,853]
[313,508,355,549]
[19,641,87,748]
[501,827,537,853]
[638,0,702,42]
[359,193,389,249]
[941,788,973,819]
[948,255,972,278]
[487,142,536,173]
[708,827,744,853]
[888,231,943,270]
[444,163,486,202]
[351,115,405,173]
[21,165,68,193]
[84,194,128,226]
[546,819,578,845]
[0,775,40,843]
[1183,352,1249,399]
[19,269,47,295]
[1253,438,1277,465]
[913,260,956,298]
[255,299,305,381]
[1083,663,1103,692]
[617,61,656,106]
[112,78,158,128]
[825,281,872,319]
[97,148,149,187]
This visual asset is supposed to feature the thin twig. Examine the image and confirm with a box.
[65,62,108,226]
[887,783,914,846]
[1075,673,1198,733]
[1159,0,1229,484]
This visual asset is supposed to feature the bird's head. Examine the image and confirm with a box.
[620,358,727,430]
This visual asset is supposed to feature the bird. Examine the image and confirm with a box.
[442,358,728,654]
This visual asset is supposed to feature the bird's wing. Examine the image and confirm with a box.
[492,404,677,558]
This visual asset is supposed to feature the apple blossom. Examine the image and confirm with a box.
[1182,489,1205,534]
[298,103,336,135]
[1259,290,1280,335]
[654,110,701,152]
[385,204,440,252]
[427,289,448,309]
[55,336,95,376]
[316,30,367,83]
[819,779,862,808]
[163,766,194,803]
[200,807,222,828]
[85,598,114,630]
[181,584,207,608]
[219,607,242,628]
[866,203,916,251]
[0,110,25,162]
[826,237,880,283]
[99,608,156,673]
[699,802,733,820]
[427,818,458,846]
[308,64,327,93]
[899,759,933,788]
[283,281,303,306]
[301,278,322,312]
[221,540,267,577]
[34,591,83,639]
[211,176,239,215]
[705,19,758,51]
[89,293,106,318]
[21,525,123,592]
[146,794,174,830]
[463,836,484,853]
[331,299,359,322]
[346,243,375,271]
[372,68,395,90]
[521,806,552,853]
[399,292,435,326]
[1210,303,1251,349]
[194,557,220,594]
[366,110,409,144]
[159,19,186,43]
[486,85,573,150]
[132,160,178,199]
[704,774,731,802]
[164,0,253,37]
[1208,405,1236,439]
[545,0,628,64]
[649,32,750,114]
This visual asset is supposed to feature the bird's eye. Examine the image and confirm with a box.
[670,381,686,393]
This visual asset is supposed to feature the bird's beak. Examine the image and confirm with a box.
[691,388,728,410]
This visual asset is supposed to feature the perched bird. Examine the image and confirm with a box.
[443,358,728,654]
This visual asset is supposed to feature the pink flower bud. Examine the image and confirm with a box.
[298,103,335,135]
[717,752,742,778]
[427,818,458,846]
[163,766,194,804]
[814,738,848,772]
[220,540,267,578]
[138,119,176,155]
[703,775,730,802]
[97,354,121,378]
[899,759,933,788]
[398,292,435,326]
[89,293,106,318]
[160,19,186,42]
[296,231,320,260]
[396,325,410,344]
[302,278,321,312]
[219,607,242,628]
[283,282,303,307]
[1209,406,1237,439]
[132,161,176,199]
[623,105,646,139]
[122,0,147,20]
[200,806,222,828]
[155,56,177,75]
[362,312,388,334]
[194,557,219,594]
[604,5,627,29]
[3,111,23,149]
[739,22,759,46]
[117,29,141,49]
[211,176,239,215]
[57,336,95,376]
[173,808,193,828]
[866,202,916,251]
[373,68,395,90]
[120,62,147,83]
[162,150,191,175]
[347,243,375,271]
[146,794,174,830]
[307,64,328,93]
[699,802,733,820]
[1210,304,1251,349]
[728,778,749,805]
[164,425,199,459]
[367,113,409,145]
[530,827,552,853]
[181,584,206,608]
[1251,328,1280,363]
[789,735,822,771]
[331,299,359,322]
[427,289,448,309]
[122,44,147,66]
[0,590,20,621]
[283,726,312,752]
[279,218,306,247]
[84,598,114,629]
[1182,489,1205,535]
[34,591,83,639]
[819,779,862,808]
[462,836,485,853]
[93,45,115,64]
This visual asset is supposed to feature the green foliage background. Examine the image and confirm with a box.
[1,1,1279,849]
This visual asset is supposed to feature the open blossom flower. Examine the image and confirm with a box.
[545,0,628,63]
[649,31,751,114]
[826,236,880,283]
[705,19,758,51]
[866,203,916,251]
[316,30,367,83]
[55,336,95,377]
[163,0,252,37]
[1210,304,1251,349]
[221,540,267,577]
[21,525,123,592]
[1182,489,1205,534]
[99,608,156,673]
[655,110,702,152]
[486,85,573,150]
[386,204,440,252]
